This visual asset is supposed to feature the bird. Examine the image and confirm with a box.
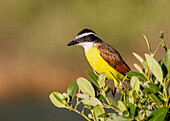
[67,29,130,88]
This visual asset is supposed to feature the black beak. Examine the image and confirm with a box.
[67,40,79,46]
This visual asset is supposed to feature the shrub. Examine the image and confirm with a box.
[49,32,169,121]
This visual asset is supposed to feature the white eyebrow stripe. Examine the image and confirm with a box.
[75,32,98,40]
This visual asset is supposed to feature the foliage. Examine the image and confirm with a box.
[49,32,169,121]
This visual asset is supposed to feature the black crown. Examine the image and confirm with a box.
[77,29,97,35]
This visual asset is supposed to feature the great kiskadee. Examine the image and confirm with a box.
[67,29,130,87]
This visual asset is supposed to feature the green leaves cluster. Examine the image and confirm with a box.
[50,71,109,121]
[49,33,169,121]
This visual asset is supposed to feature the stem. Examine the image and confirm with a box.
[103,103,119,112]
[122,75,128,83]
[102,90,111,105]
[72,108,91,121]
[81,106,85,114]
[147,67,151,80]
[138,102,143,109]
[65,104,91,121]
[75,98,81,109]
[143,34,152,55]
[162,40,168,52]
[90,109,96,121]
[101,90,119,112]
[142,72,151,83]
[163,78,168,107]
[153,39,165,57]
[121,75,130,92]
[122,82,129,93]
[158,91,163,98]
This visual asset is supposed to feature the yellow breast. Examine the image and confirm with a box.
[85,46,125,85]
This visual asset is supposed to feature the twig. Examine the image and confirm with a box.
[65,103,91,121]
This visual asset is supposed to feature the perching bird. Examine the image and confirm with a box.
[67,29,130,87]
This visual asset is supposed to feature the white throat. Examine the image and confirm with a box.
[78,42,96,51]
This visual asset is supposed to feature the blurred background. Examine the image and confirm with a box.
[0,0,169,120]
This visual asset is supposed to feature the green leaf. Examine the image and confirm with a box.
[76,94,103,106]
[143,88,155,94]
[133,52,144,64]
[130,76,140,93]
[132,91,137,104]
[148,83,160,93]
[129,97,134,104]
[143,88,160,107]
[67,81,77,101]
[157,93,164,100]
[129,103,136,119]
[118,101,127,113]
[76,93,89,99]
[94,106,105,121]
[87,79,100,96]
[143,34,151,53]
[98,72,106,88]
[163,49,170,73]
[122,111,129,117]
[83,97,103,106]
[148,107,168,121]
[107,96,118,108]
[94,106,105,116]
[91,82,100,96]
[138,110,145,121]
[53,92,65,103]
[143,60,149,73]
[76,77,95,97]
[63,93,70,103]
[134,63,143,73]
[146,110,152,117]
[149,93,160,107]
[85,70,99,85]
[145,54,163,83]
[167,81,170,96]
[98,94,104,103]
[106,113,131,121]
[49,92,65,108]
[161,63,168,78]
[124,93,130,104]
[126,71,147,82]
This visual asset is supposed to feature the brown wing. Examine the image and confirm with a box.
[98,43,130,75]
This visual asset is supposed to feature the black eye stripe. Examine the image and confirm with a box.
[77,34,98,42]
